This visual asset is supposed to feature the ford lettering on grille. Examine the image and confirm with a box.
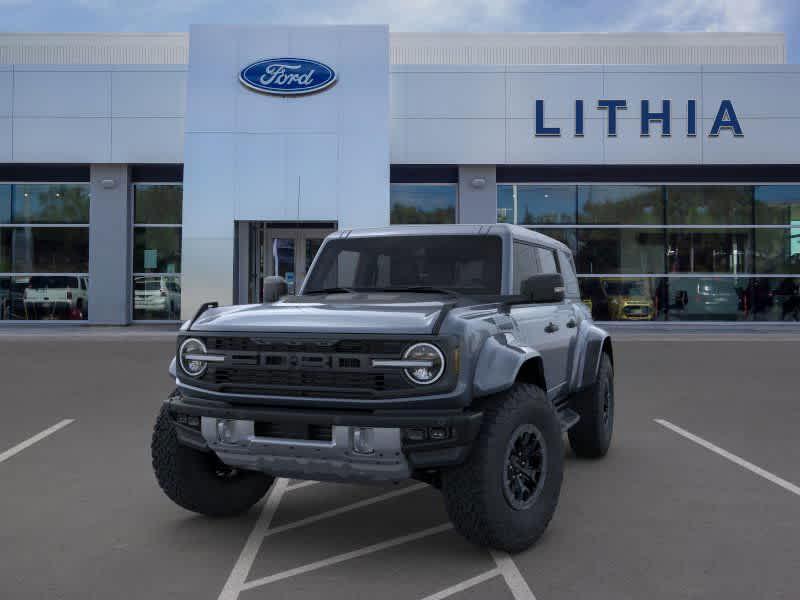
[239,58,337,96]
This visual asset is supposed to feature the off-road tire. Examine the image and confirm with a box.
[568,353,614,458]
[151,405,274,517]
[441,383,563,553]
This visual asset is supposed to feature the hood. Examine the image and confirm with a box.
[189,293,451,335]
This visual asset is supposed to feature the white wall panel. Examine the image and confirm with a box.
[180,237,235,307]
[702,118,798,164]
[182,132,235,237]
[404,118,504,164]
[111,117,184,162]
[0,69,11,117]
[112,70,185,116]
[0,118,11,160]
[14,70,109,117]
[235,86,339,134]
[390,118,406,162]
[506,117,604,164]
[606,118,701,164]
[184,26,239,133]
[13,117,110,162]
[506,71,603,119]
[604,70,701,118]
[289,134,339,221]
[234,134,289,221]
[402,71,505,118]
[338,133,390,229]
[702,71,800,118]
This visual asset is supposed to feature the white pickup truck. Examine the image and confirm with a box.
[23,275,88,320]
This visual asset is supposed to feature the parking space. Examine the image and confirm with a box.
[1,331,799,599]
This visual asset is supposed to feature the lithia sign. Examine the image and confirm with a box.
[535,99,743,138]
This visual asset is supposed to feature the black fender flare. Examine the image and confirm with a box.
[473,332,545,397]
[572,321,613,390]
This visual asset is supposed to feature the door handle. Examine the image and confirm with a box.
[566,318,577,328]
[544,321,559,333]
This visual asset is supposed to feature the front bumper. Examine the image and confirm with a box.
[166,391,483,482]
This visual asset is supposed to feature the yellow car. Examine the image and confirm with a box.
[601,278,655,321]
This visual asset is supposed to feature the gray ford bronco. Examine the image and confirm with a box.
[152,224,614,552]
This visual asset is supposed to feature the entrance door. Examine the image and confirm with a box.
[247,223,336,302]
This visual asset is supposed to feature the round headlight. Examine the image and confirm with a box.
[403,343,445,385]
[179,337,208,377]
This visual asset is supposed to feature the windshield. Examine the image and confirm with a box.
[303,235,503,295]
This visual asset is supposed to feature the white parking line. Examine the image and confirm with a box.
[217,477,289,600]
[0,419,75,464]
[490,549,538,600]
[263,483,428,538]
[418,569,500,600]
[285,480,320,491]
[239,523,453,591]
[655,419,800,497]
[218,480,430,599]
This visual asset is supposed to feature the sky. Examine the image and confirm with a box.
[0,0,797,62]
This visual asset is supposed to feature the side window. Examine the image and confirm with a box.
[558,250,580,298]
[513,242,539,293]
[535,247,559,274]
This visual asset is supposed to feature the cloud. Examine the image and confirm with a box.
[275,0,525,31]
[621,0,780,32]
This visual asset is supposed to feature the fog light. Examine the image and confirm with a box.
[352,427,375,454]
[217,419,236,444]
[405,428,427,442]
[429,427,450,441]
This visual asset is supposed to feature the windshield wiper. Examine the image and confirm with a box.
[303,287,358,295]
[371,286,462,297]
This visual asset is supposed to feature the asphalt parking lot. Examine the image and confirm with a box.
[1,329,799,600]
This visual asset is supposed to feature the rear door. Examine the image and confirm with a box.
[510,242,569,397]
[533,246,575,395]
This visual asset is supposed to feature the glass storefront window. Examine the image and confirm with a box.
[133,275,181,320]
[133,185,182,225]
[748,277,800,321]
[133,228,181,273]
[754,185,800,225]
[579,277,667,321]
[1,184,90,224]
[390,184,456,224]
[516,185,575,224]
[577,229,665,274]
[755,228,800,274]
[497,185,575,224]
[1,228,89,273]
[666,229,753,274]
[666,186,752,225]
[499,183,800,321]
[132,184,182,320]
[0,182,89,321]
[533,228,577,254]
[667,277,748,321]
[578,185,662,225]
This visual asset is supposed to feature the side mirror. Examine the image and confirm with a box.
[262,276,288,303]
[521,273,565,304]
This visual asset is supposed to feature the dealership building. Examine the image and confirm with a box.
[0,27,798,325]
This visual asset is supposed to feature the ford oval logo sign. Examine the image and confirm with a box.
[239,58,337,96]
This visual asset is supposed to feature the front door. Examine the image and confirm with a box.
[248,223,335,302]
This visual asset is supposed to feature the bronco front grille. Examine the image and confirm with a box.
[192,336,426,399]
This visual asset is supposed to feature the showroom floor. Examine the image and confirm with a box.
[1,332,798,600]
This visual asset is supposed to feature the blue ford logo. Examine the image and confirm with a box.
[239,58,337,96]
